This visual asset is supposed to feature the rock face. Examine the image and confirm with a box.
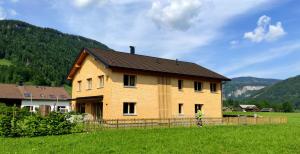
[223,77,281,100]
[227,86,265,98]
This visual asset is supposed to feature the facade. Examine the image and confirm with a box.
[0,84,71,112]
[67,48,230,120]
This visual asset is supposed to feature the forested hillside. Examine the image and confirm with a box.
[223,77,280,99]
[0,20,108,86]
[251,75,300,105]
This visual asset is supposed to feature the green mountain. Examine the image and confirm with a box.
[223,77,281,99]
[251,75,300,104]
[0,20,109,86]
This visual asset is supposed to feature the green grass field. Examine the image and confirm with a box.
[0,59,12,66]
[1,112,300,154]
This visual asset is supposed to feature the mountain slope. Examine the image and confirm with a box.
[0,20,109,86]
[251,75,300,104]
[223,77,281,99]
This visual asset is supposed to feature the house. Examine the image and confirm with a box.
[260,108,274,112]
[239,105,260,112]
[0,84,71,112]
[67,47,230,120]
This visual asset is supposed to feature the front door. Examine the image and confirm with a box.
[92,102,103,120]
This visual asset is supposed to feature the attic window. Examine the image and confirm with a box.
[24,93,31,97]
[124,75,136,87]
[210,83,217,93]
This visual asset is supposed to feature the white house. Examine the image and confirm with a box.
[0,84,71,112]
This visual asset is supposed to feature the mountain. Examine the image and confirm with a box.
[0,20,109,86]
[251,75,300,104]
[223,77,281,100]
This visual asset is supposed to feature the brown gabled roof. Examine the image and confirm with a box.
[0,84,23,99]
[67,48,230,81]
[0,84,71,100]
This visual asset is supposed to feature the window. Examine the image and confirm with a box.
[195,104,203,113]
[77,81,82,92]
[178,80,183,91]
[57,106,67,113]
[123,102,136,115]
[194,81,203,92]
[98,75,104,88]
[87,78,92,90]
[178,104,183,114]
[210,83,217,93]
[124,75,136,87]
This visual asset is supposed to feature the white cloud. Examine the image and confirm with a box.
[72,0,109,8]
[50,0,271,59]
[244,15,286,42]
[220,41,300,75]
[8,9,17,16]
[230,40,239,46]
[148,0,204,30]
[10,0,19,3]
[0,7,6,20]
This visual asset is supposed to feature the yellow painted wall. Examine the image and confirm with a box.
[71,54,222,119]
[71,55,113,119]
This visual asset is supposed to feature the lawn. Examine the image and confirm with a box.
[1,112,300,154]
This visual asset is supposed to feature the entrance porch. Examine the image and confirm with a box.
[74,96,103,120]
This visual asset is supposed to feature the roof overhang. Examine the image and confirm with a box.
[67,48,89,80]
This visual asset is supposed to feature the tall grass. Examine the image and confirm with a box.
[1,112,300,154]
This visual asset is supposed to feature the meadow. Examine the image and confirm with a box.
[1,112,300,154]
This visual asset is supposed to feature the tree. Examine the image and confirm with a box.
[281,102,294,112]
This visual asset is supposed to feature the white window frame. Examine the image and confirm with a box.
[123,74,136,87]
[77,80,82,92]
[98,75,104,88]
[210,83,217,93]
[194,81,203,92]
[123,102,136,115]
[87,78,92,90]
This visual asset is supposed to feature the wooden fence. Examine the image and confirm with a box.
[83,116,287,131]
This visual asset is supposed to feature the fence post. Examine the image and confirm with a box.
[116,119,119,129]
[168,118,171,128]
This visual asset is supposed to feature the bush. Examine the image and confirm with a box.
[0,106,83,137]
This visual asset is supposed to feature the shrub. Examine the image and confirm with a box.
[0,106,83,137]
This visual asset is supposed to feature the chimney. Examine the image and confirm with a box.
[130,46,135,54]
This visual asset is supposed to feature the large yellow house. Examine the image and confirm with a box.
[67,47,230,120]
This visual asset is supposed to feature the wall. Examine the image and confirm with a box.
[71,54,222,119]
[71,55,112,119]
[21,100,70,112]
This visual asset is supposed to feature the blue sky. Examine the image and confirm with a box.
[0,0,300,79]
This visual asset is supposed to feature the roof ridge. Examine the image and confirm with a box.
[88,48,196,64]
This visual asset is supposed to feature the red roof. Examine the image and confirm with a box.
[0,84,70,100]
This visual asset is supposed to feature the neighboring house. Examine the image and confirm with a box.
[260,108,274,112]
[0,84,71,112]
[240,105,260,112]
[67,47,230,120]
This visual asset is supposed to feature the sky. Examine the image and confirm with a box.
[0,0,300,79]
